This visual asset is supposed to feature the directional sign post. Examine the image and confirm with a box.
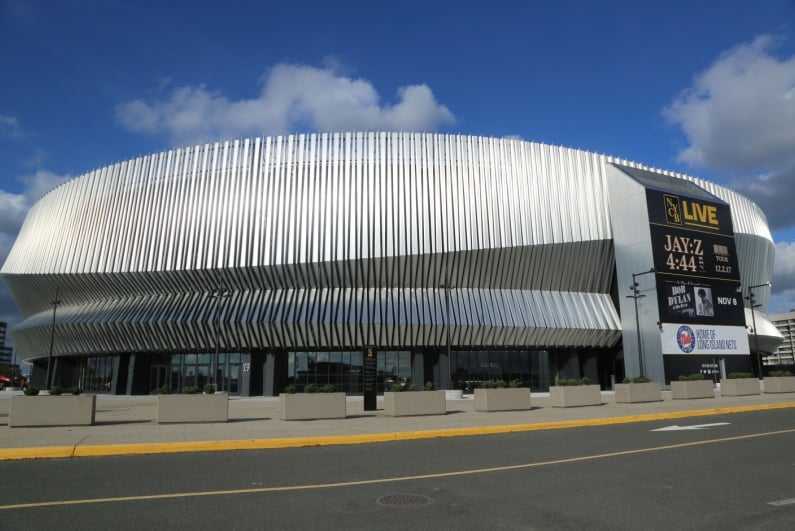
[363,347,377,411]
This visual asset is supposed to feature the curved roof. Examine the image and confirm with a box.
[0,133,775,357]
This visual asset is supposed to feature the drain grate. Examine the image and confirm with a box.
[376,494,434,508]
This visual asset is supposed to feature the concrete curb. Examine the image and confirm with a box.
[3,401,794,461]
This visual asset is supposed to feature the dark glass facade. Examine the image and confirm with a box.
[152,353,243,394]
[33,346,605,395]
[451,350,552,391]
[286,350,412,394]
[68,356,114,392]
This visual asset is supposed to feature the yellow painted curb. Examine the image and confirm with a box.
[2,401,794,461]
[0,446,76,460]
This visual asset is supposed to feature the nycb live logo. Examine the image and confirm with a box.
[663,194,719,229]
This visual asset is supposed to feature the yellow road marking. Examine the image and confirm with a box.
[2,427,794,511]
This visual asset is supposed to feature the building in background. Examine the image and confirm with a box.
[0,322,12,365]
[0,133,782,394]
[0,321,20,389]
[0,348,11,366]
[768,311,795,368]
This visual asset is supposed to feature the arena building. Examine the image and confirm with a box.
[0,133,782,395]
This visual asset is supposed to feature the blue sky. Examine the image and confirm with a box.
[1,0,795,330]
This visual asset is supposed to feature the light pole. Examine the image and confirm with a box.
[210,287,230,389]
[627,268,655,377]
[440,277,454,390]
[746,281,772,379]
[46,286,62,390]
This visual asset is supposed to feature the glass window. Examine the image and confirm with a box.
[397,351,411,383]
[286,349,404,394]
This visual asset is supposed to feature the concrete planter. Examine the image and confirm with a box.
[763,377,795,393]
[720,378,760,396]
[474,388,531,412]
[383,391,446,416]
[156,393,229,423]
[9,394,96,427]
[280,392,347,420]
[671,380,715,399]
[614,382,662,403]
[549,385,602,407]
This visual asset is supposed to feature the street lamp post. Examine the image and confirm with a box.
[746,282,772,379]
[627,268,655,377]
[440,277,454,390]
[46,286,62,390]
[210,287,230,390]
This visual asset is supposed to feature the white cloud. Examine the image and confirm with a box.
[663,35,795,232]
[739,167,795,231]
[768,239,795,314]
[0,191,28,235]
[19,170,71,204]
[0,170,69,236]
[664,35,795,172]
[0,114,24,140]
[665,36,795,309]
[773,241,795,291]
[116,63,456,146]
[770,289,795,314]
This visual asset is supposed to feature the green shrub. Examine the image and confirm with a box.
[387,382,430,392]
[283,384,297,394]
[157,385,172,395]
[483,380,508,389]
[556,377,592,386]
[769,370,794,377]
[508,379,522,388]
[678,373,705,381]
[299,383,337,393]
[622,377,651,384]
[49,385,63,396]
[23,386,40,396]
[70,387,83,395]
[203,383,216,394]
[182,386,199,394]
[727,372,753,379]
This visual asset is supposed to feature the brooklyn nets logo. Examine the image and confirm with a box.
[676,325,696,353]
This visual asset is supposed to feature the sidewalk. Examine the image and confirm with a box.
[1,390,794,460]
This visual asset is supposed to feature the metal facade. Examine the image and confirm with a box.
[0,133,774,360]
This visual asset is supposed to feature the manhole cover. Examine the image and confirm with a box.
[376,494,434,508]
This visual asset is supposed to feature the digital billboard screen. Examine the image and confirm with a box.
[646,189,749,355]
